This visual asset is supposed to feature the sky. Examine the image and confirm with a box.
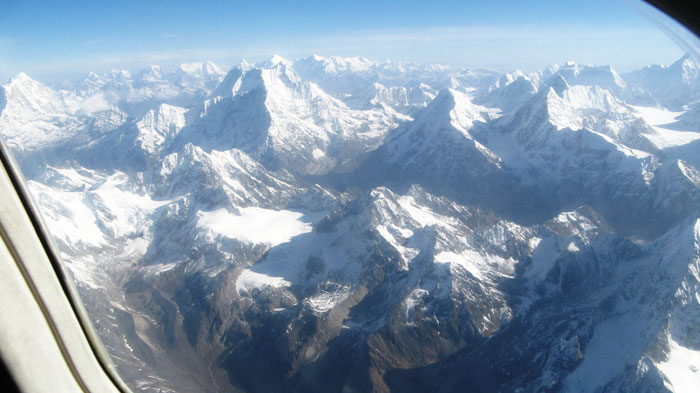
[0,0,689,83]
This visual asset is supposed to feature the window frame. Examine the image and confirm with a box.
[0,142,132,393]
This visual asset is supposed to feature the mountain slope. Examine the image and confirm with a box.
[624,54,700,110]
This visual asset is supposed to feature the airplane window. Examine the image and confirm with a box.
[1,1,699,392]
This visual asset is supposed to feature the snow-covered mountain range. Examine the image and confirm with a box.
[1,54,699,393]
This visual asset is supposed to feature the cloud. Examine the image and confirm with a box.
[163,33,177,39]
[78,93,111,114]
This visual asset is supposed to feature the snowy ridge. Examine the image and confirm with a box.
[181,56,407,175]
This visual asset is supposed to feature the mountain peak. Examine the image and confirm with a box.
[431,87,475,105]
[413,88,488,135]
[677,52,699,66]
[546,73,571,96]
[12,71,31,80]
[235,59,252,72]
[296,54,375,75]
[179,61,225,77]
[677,54,700,82]
[137,65,163,80]
[7,72,39,87]
[109,69,132,79]
[269,54,287,63]
[431,87,458,104]
[4,72,55,98]
[419,88,459,119]
[257,54,292,69]
[553,62,626,91]
[204,61,224,75]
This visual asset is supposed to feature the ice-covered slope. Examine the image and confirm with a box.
[352,88,510,207]
[630,105,700,170]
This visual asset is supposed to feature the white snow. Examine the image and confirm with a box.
[397,194,456,228]
[28,171,173,248]
[205,59,404,175]
[78,93,111,113]
[645,129,700,149]
[633,105,700,148]
[51,167,101,188]
[528,236,542,250]
[26,171,176,290]
[564,312,644,392]
[311,148,326,159]
[178,61,225,77]
[657,337,700,393]
[553,211,595,231]
[236,270,291,294]
[634,105,683,126]
[28,181,108,248]
[375,224,419,267]
[93,173,173,237]
[526,235,560,282]
[143,261,180,276]
[136,104,187,154]
[566,242,580,252]
[434,251,484,280]
[305,287,351,314]
[547,86,623,131]
[197,207,312,246]
[403,287,430,322]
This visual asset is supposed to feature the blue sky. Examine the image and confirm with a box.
[0,0,688,82]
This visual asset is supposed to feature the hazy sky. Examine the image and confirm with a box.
[0,0,688,82]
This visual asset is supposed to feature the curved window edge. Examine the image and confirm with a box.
[0,141,133,393]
